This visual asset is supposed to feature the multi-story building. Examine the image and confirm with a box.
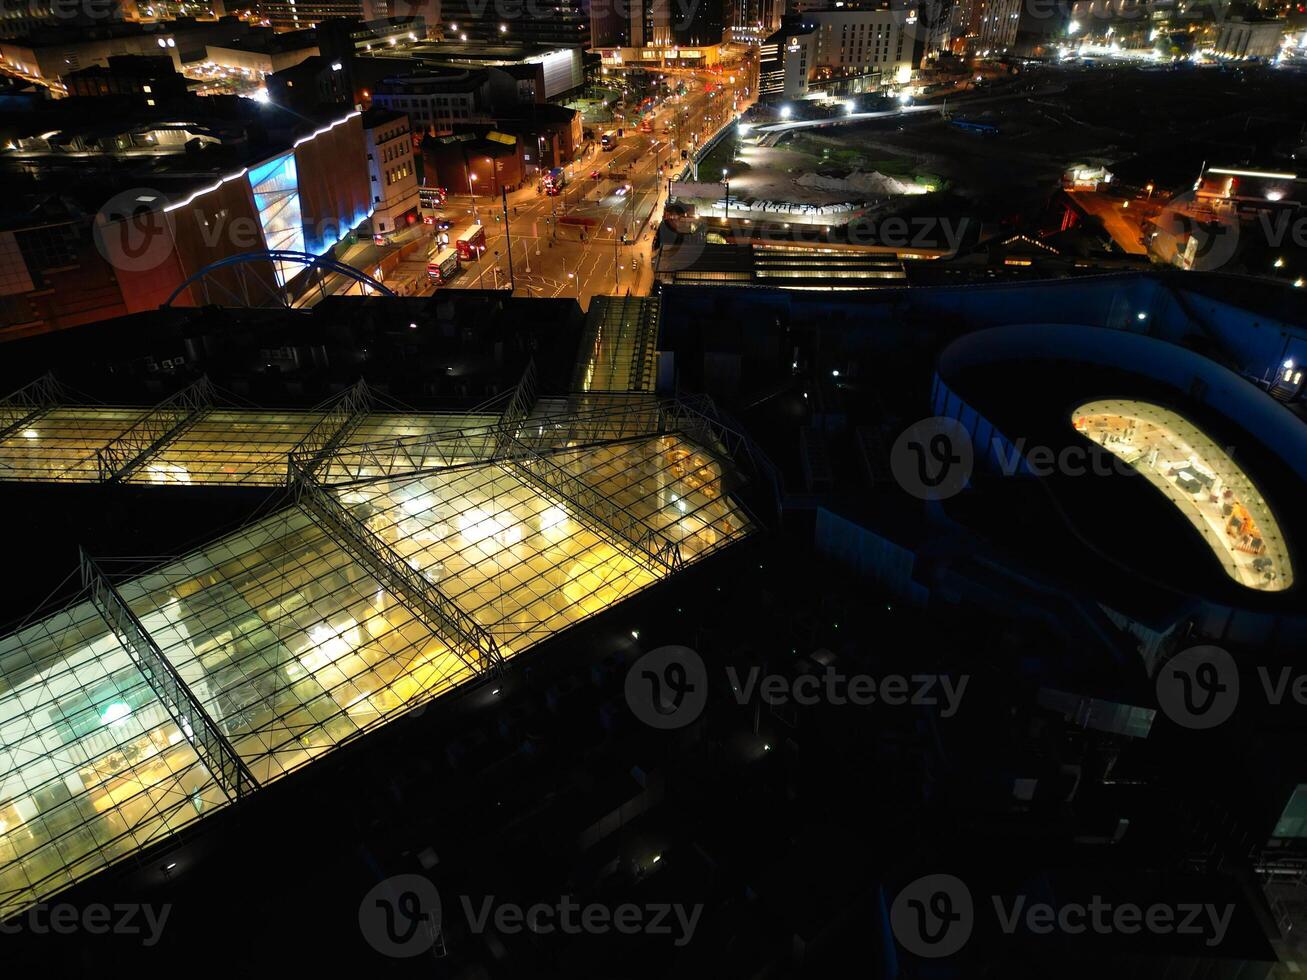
[0,106,371,337]
[253,0,437,32]
[439,0,589,46]
[123,0,228,18]
[370,40,586,100]
[266,54,359,111]
[944,0,1022,53]
[0,0,125,38]
[592,0,726,50]
[362,108,420,235]
[62,54,191,106]
[808,8,917,83]
[760,23,814,99]
[0,16,253,83]
[203,29,321,76]
[760,8,916,101]
[366,67,498,135]
[491,103,585,170]
[1213,14,1285,58]
[729,0,784,42]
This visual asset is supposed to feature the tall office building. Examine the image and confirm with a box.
[943,0,1022,52]
[441,0,588,46]
[760,6,916,100]
[591,0,725,48]
[255,0,438,32]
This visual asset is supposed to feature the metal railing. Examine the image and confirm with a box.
[313,399,664,488]
[503,434,683,578]
[573,296,661,395]
[493,357,538,457]
[289,459,505,678]
[97,376,214,482]
[287,379,374,482]
[0,372,61,442]
[81,550,258,802]
[627,295,660,394]
[306,420,504,486]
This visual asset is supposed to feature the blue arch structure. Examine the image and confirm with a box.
[162,249,397,309]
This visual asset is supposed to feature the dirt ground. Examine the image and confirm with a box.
[702,138,927,210]
[703,61,1307,222]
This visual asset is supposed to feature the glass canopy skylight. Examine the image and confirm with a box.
[0,408,497,486]
[0,404,753,919]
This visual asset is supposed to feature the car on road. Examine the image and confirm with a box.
[590,169,601,179]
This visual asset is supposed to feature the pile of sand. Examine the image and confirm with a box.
[796,170,927,196]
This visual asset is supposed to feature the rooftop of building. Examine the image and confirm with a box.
[372,65,491,93]
[0,15,248,48]
[360,106,408,128]
[0,292,757,923]
[404,40,582,61]
[205,28,319,54]
[0,100,363,219]
[62,55,182,79]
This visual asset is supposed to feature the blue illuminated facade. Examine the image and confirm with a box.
[246,114,374,284]
[248,153,306,286]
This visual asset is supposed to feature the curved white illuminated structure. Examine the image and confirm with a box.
[1073,399,1292,592]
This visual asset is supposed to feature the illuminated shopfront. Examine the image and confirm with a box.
[1073,399,1292,592]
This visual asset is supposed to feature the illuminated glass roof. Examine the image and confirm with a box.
[0,406,497,486]
[1073,399,1292,592]
[0,384,755,918]
[0,603,227,918]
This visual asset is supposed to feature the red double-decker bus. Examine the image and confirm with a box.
[455,224,487,261]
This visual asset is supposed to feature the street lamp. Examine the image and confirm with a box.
[607,225,619,290]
